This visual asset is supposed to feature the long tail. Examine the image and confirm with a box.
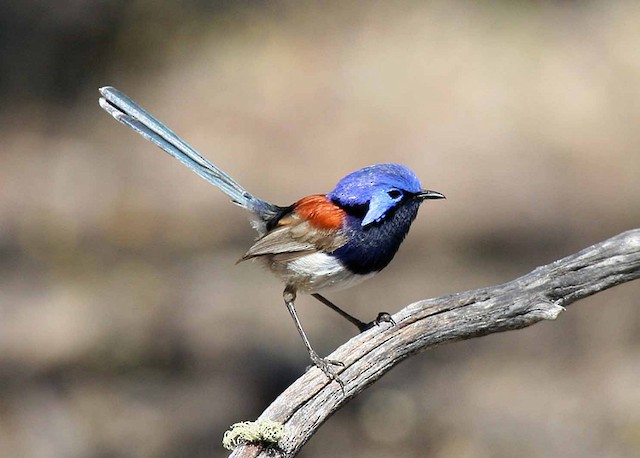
[98,86,280,230]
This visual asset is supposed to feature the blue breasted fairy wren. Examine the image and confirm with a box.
[99,87,445,386]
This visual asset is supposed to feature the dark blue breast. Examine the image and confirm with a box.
[332,200,421,275]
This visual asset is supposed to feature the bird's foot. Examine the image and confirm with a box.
[308,351,345,390]
[358,312,397,332]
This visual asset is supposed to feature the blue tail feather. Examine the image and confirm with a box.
[99,86,279,227]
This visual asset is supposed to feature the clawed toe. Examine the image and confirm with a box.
[359,311,396,332]
[308,352,345,389]
[374,312,396,327]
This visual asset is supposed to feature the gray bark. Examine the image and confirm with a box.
[228,229,640,458]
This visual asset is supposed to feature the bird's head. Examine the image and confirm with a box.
[327,163,444,227]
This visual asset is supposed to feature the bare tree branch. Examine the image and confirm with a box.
[228,229,640,458]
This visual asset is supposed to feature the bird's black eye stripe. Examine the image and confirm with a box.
[343,203,369,218]
[387,189,402,199]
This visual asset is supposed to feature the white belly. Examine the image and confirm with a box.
[265,252,376,293]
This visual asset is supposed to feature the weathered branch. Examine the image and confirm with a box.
[228,229,640,458]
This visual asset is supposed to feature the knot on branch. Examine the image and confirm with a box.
[507,297,565,322]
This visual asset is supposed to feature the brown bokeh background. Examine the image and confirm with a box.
[1,1,639,457]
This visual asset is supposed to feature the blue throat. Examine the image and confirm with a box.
[332,199,422,275]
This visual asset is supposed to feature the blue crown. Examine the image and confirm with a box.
[328,164,422,226]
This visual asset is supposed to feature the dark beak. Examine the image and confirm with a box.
[416,189,446,200]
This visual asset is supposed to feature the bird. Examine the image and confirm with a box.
[98,86,445,387]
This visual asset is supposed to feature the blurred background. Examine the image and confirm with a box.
[1,1,639,456]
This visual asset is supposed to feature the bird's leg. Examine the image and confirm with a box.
[283,287,345,389]
[311,293,396,333]
[311,293,367,330]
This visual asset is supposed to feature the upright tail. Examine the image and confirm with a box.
[98,86,280,232]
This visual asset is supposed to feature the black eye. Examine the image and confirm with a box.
[387,189,403,200]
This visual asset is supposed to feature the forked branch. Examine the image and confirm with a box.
[228,229,640,458]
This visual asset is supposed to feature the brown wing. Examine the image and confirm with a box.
[239,212,347,262]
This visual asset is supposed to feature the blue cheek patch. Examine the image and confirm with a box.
[362,190,395,226]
